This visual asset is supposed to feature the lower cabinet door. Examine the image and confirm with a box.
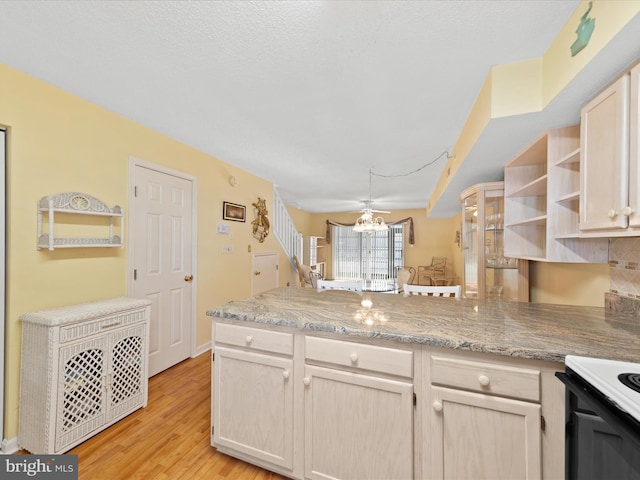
[430,386,541,480]
[213,346,294,470]
[304,364,413,480]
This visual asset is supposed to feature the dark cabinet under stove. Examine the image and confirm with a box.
[558,369,640,480]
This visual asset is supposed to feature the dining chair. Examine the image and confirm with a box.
[403,284,461,298]
[317,279,363,292]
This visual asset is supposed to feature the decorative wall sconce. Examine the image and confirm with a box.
[454,230,461,248]
[228,176,238,187]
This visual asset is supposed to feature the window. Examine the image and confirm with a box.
[331,224,404,280]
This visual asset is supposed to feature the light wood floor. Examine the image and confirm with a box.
[23,352,288,479]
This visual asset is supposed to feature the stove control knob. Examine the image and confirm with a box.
[433,401,443,413]
[478,375,490,387]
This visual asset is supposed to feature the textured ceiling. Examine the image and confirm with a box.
[1,0,630,216]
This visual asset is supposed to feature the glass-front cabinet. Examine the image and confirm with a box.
[460,182,529,301]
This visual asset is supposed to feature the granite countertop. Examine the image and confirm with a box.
[207,287,640,364]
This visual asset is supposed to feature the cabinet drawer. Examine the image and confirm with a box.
[430,355,540,402]
[305,336,413,378]
[214,322,293,356]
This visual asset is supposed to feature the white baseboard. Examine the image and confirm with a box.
[194,342,211,357]
[1,437,19,454]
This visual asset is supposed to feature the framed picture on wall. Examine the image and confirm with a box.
[223,201,246,222]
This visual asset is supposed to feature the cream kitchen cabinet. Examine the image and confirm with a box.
[212,322,295,474]
[211,319,419,480]
[303,336,415,480]
[580,62,640,235]
[424,349,565,480]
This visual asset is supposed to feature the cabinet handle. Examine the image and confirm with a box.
[245,335,253,344]
[101,322,121,329]
[608,209,619,219]
[349,352,358,363]
[433,401,443,413]
[622,206,636,216]
[303,377,311,386]
[478,375,490,387]
[282,371,290,380]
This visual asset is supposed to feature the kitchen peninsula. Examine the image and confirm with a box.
[207,287,640,480]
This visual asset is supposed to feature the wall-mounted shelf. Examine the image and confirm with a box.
[37,192,124,250]
[504,126,608,263]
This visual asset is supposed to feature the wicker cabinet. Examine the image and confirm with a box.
[18,297,151,454]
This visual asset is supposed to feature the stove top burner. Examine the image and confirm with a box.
[618,373,640,394]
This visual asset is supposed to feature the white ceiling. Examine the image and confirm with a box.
[1,1,638,217]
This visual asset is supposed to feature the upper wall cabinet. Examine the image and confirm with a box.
[504,126,608,263]
[580,62,640,235]
[37,192,124,250]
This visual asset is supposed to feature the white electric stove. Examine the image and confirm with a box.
[565,355,640,423]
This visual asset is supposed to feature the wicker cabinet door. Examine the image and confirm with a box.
[56,337,108,453]
[107,324,147,421]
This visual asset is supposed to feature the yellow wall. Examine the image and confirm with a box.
[542,0,640,107]
[0,63,296,439]
[530,262,610,306]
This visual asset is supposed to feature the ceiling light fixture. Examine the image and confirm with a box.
[353,169,388,233]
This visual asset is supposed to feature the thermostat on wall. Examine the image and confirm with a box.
[217,224,229,234]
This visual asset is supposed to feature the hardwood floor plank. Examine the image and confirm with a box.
[19,352,289,479]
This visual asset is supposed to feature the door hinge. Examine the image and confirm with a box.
[211,426,214,436]
[133,269,137,280]
[413,392,417,407]
[134,185,138,197]
[212,352,215,362]
[276,264,279,270]
[541,415,546,432]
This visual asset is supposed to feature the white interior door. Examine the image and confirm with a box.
[252,253,278,295]
[129,159,195,377]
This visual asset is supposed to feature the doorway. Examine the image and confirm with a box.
[128,157,197,377]
[252,253,279,295]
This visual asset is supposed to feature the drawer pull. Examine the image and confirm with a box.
[623,206,636,216]
[282,371,290,380]
[349,352,358,363]
[478,375,490,387]
[245,335,253,345]
[101,322,121,329]
[608,209,618,219]
[303,377,311,386]
[433,401,443,413]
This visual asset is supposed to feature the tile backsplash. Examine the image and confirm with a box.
[609,238,640,298]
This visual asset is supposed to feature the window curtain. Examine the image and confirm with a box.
[324,217,414,245]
